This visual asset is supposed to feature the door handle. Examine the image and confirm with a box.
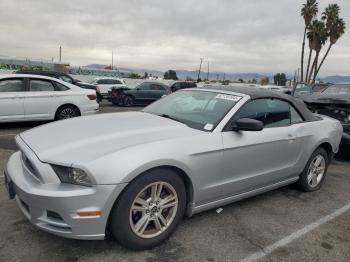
[288,134,297,142]
[11,95,22,99]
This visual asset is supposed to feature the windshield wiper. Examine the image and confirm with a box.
[158,114,185,124]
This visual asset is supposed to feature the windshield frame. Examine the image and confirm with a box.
[143,89,246,132]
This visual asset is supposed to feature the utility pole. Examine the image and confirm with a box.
[112,51,114,70]
[59,46,62,62]
[197,57,203,83]
[296,68,300,83]
[206,61,210,81]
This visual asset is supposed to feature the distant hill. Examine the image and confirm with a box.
[83,64,350,83]
[320,75,350,83]
[174,70,269,81]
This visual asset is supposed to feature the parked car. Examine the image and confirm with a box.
[16,70,103,103]
[109,81,171,106]
[0,74,99,122]
[90,77,126,101]
[170,81,197,92]
[293,82,349,156]
[312,83,331,92]
[5,86,342,250]
[259,85,293,95]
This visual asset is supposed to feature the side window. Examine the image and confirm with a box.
[97,79,106,84]
[110,80,122,85]
[140,83,151,90]
[59,75,73,83]
[54,82,70,91]
[290,106,304,124]
[172,83,181,90]
[235,99,291,128]
[151,84,165,91]
[30,80,55,92]
[0,79,25,92]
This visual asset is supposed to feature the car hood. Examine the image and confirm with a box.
[19,112,199,165]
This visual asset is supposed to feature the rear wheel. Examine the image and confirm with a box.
[109,168,186,250]
[55,105,80,120]
[296,148,329,192]
[123,95,134,107]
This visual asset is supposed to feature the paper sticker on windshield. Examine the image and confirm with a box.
[215,94,241,102]
[204,123,214,131]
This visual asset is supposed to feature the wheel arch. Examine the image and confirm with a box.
[317,141,334,161]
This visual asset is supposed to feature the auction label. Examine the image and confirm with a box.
[215,94,241,102]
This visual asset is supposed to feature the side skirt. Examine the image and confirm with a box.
[186,176,299,217]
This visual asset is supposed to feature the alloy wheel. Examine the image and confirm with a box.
[307,154,326,187]
[59,107,77,119]
[129,182,178,239]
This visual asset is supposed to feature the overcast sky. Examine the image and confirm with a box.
[0,0,349,75]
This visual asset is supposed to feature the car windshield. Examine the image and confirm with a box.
[143,90,242,131]
[323,84,350,94]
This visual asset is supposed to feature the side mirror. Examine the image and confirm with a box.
[232,118,263,132]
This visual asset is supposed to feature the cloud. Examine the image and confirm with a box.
[0,0,349,75]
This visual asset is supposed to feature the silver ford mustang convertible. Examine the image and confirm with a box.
[5,86,343,250]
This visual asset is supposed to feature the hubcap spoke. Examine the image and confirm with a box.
[135,215,150,234]
[160,195,177,208]
[157,213,167,226]
[154,215,163,231]
[134,197,148,208]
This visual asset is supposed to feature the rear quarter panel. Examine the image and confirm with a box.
[293,116,342,173]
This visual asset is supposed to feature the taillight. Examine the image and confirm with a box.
[87,94,97,100]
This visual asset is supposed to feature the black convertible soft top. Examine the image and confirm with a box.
[199,85,318,122]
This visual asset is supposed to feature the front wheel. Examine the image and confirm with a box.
[109,168,186,250]
[296,148,329,192]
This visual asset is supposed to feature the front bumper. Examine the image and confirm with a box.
[5,151,127,240]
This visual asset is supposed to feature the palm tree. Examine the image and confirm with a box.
[314,7,346,79]
[305,20,328,83]
[301,0,318,82]
[322,4,340,29]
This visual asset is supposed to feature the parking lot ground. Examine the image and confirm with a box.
[0,103,349,262]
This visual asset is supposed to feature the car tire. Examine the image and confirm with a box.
[111,97,120,106]
[55,105,80,120]
[123,95,134,107]
[296,147,329,192]
[109,168,186,250]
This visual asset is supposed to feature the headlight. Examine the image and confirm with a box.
[52,165,92,187]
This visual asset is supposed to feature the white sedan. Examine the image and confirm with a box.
[0,74,99,122]
[90,77,126,100]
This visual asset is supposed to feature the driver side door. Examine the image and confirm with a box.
[220,98,302,197]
